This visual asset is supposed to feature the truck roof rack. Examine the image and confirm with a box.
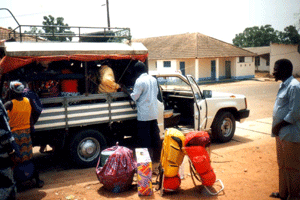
[9,25,132,43]
[1,8,131,43]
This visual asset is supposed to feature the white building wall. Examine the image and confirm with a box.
[197,59,212,80]
[270,43,300,75]
[257,57,269,71]
[153,60,177,73]
[218,58,226,78]
[148,60,157,72]
[234,57,255,79]
[231,58,237,77]
[197,58,238,80]
[148,56,255,81]
[184,59,196,76]
[149,59,197,76]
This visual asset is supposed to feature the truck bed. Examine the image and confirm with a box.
[36,92,136,131]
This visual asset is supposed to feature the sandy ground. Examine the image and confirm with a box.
[16,129,278,200]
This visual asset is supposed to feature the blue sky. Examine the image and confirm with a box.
[1,0,299,44]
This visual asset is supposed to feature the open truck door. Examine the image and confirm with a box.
[186,75,207,131]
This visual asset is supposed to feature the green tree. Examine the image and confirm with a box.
[278,25,300,44]
[42,15,74,41]
[24,26,43,35]
[233,25,280,47]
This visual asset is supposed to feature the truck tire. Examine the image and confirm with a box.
[69,129,107,168]
[211,111,235,143]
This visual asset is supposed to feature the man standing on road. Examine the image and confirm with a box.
[122,61,161,163]
[270,59,300,200]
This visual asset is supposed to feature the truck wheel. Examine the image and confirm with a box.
[69,129,107,168]
[212,111,235,143]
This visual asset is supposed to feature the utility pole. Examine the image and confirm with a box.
[106,0,110,29]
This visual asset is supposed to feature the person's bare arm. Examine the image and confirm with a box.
[4,101,13,111]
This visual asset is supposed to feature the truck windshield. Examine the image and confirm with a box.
[157,77,190,92]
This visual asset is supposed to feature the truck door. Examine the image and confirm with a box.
[156,82,165,138]
[186,75,207,131]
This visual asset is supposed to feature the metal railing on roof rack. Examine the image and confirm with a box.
[1,8,131,43]
[9,25,132,43]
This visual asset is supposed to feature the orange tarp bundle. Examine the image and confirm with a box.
[0,54,148,74]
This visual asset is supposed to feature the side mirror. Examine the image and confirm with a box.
[203,90,212,98]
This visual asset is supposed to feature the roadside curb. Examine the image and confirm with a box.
[198,77,275,85]
[236,118,272,138]
[212,118,274,155]
[253,77,275,82]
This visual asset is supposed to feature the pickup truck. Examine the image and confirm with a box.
[155,73,249,142]
[0,23,249,168]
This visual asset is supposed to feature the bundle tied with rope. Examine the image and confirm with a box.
[184,131,224,195]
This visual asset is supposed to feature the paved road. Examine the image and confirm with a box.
[202,79,280,121]
[201,78,279,152]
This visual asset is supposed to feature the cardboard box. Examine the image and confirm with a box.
[135,148,153,196]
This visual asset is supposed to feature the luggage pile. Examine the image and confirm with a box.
[96,143,136,193]
[96,130,224,196]
[184,131,216,186]
[184,131,224,195]
[159,128,186,194]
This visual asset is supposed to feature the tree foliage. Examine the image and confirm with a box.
[42,15,74,41]
[233,25,280,47]
[233,24,300,47]
[278,25,300,44]
[24,26,42,35]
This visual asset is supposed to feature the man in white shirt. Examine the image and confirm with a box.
[270,59,300,200]
[123,61,161,162]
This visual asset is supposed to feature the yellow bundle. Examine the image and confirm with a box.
[160,128,186,177]
[98,65,120,93]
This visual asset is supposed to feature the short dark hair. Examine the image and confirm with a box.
[134,61,147,74]
[275,59,293,76]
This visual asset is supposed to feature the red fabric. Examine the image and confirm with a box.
[200,170,216,187]
[61,69,78,93]
[163,175,181,191]
[185,131,211,147]
[61,80,78,93]
[0,53,148,74]
[184,146,216,186]
[96,145,137,193]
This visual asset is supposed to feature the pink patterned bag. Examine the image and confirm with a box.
[96,144,137,193]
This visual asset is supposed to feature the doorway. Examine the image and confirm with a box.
[211,60,216,80]
[225,61,231,79]
[180,62,185,75]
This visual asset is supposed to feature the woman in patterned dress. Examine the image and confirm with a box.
[4,81,44,189]
[0,99,19,200]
